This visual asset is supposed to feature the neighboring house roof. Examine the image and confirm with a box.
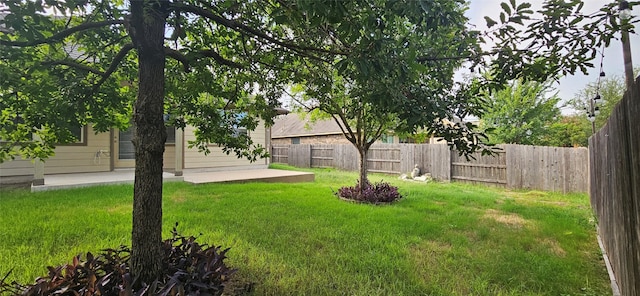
[271,113,343,138]
[0,14,10,33]
[1,13,93,60]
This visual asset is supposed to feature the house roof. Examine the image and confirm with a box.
[0,14,10,33]
[271,113,344,138]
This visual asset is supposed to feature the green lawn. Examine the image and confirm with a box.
[0,165,610,295]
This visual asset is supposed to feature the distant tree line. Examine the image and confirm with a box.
[480,72,633,147]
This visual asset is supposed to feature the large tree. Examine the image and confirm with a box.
[543,115,591,147]
[0,0,328,283]
[291,0,486,187]
[480,79,561,145]
[0,0,635,285]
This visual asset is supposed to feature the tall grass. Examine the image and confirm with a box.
[0,165,610,295]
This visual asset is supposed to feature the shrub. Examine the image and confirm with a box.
[336,180,403,204]
[0,224,235,296]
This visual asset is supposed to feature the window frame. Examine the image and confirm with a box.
[381,134,394,144]
[58,126,88,146]
[165,125,176,146]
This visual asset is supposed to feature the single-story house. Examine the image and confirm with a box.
[271,113,442,145]
[0,15,282,188]
[271,114,350,145]
[0,122,271,187]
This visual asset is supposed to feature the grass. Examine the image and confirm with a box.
[0,164,610,295]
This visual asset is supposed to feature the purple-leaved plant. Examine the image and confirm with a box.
[337,180,402,204]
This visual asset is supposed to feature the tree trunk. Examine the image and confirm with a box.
[129,2,167,284]
[358,146,368,189]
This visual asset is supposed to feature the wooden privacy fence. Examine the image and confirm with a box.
[271,143,589,193]
[589,76,640,296]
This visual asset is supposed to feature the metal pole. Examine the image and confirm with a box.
[620,1,634,88]
[622,29,634,88]
[590,99,596,134]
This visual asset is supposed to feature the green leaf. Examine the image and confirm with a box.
[511,16,523,25]
[501,2,511,15]
[485,16,498,28]
[569,16,583,26]
[518,2,532,10]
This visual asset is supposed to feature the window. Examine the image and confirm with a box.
[70,126,83,142]
[118,127,135,159]
[228,112,248,140]
[166,126,176,144]
[233,126,248,138]
[232,112,248,139]
[164,114,176,145]
[381,134,394,144]
[205,112,250,147]
[60,126,87,146]
[291,137,300,144]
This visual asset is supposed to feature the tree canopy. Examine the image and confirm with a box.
[0,1,319,161]
[290,0,487,185]
[543,115,591,147]
[480,79,561,145]
[1,0,345,282]
[1,0,636,286]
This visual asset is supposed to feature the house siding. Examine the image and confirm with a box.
[163,145,176,171]
[0,155,34,186]
[43,126,111,174]
[1,121,268,182]
[0,126,112,178]
[184,121,268,169]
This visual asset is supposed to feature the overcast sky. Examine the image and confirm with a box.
[465,0,640,115]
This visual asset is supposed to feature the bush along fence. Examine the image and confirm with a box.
[589,75,640,296]
[271,143,589,193]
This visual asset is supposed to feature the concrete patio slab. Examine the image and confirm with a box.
[183,169,314,184]
[28,169,313,192]
[31,170,183,192]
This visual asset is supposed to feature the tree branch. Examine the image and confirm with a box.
[171,3,348,57]
[332,111,357,145]
[195,49,244,69]
[88,44,134,95]
[80,35,129,64]
[0,20,126,47]
[366,123,386,147]
[165,47,245,72]
[416,48,537,63]
[417,55,475,62]
[45,60,105,75]
[164,47,191,72]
